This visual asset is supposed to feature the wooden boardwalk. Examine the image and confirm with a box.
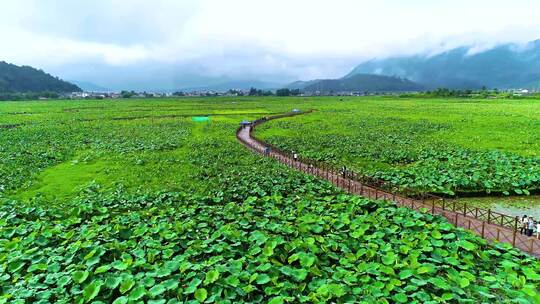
[236,112,540,258]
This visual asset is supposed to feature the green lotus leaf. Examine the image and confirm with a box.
[194,288,208,302]
[83,280,103,303]
[268,296,284,304]
[119,278,135,294]
[148,284,166,297]
[204,269,220,285]
[256,274,271,285]
[73,270,90,284]
[111,296,128,304]
[128,286,146,301]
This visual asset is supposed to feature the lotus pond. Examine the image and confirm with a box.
[256,97,540,209]
[1,97,539,303]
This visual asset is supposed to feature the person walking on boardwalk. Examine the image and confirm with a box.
[264,146,271,156]
[293,151,298,162]
[536,221,540,239]
[527,217,535,237]
[341,166,347,178]
[521,215,528,235]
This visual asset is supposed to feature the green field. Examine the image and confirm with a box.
[1,97,540,303]
[256,97,540,216]
[0,99,292,201]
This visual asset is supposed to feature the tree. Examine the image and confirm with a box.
[228,89,244,96]
[290,89,301,96]
[276,88,291,96]
[121,90,135,98]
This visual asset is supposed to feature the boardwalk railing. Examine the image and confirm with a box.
[236,110,540,258]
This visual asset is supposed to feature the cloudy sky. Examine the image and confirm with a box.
[2,0,540,90]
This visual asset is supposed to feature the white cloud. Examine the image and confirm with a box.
[1,0,540,86]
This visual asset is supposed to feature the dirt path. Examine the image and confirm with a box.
[236,112,540,258]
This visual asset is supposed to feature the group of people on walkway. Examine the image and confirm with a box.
[520,215,540,238]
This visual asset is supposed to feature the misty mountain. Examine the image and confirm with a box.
[181,80,283,92]
[71,81,110,92]
[51,60,292,92]
[348,40,540,89]
[287,79,323,90]
[0,61,81,93]
[297,74,424,93]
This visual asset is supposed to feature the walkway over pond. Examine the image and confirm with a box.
[236,111,540,258]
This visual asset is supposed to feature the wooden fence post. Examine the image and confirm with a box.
[325,166,328,180]
[487,210,491,224]
[481,221,485,238]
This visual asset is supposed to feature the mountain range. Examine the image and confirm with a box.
[180,80,282,92]
[2,39,540,93]
[71,81,110,92]
[347,40,540,90]
[0,61,81,93]
[288,74,423,93]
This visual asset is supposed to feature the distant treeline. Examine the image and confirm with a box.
[0,91,62,101]
[170,88,302,97]
[400,88,538,99]
[244,88,300,96]
[247,88,300,96]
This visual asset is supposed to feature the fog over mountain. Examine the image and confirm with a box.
[348,40,540,90]
[288,74,424,93]
[2,1,540,91]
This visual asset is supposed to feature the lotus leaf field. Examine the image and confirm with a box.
[1,97,540,303]
[256,98,540,199]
